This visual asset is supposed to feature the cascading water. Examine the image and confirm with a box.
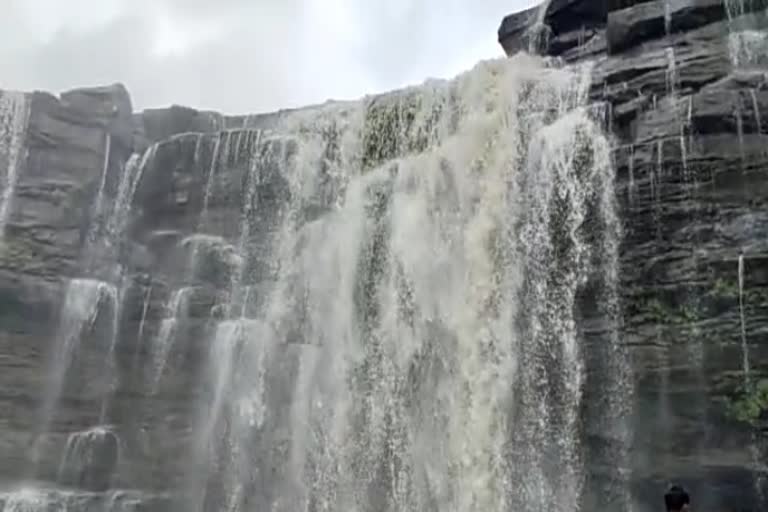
[527,0,553,54]
[31,279,118,468]
[150,286,192,391]
[24,142,157,501]
[57,426,120,490]
[738,253,750,386]
[724,0,768,67]
[736,102,747,171]
[665,47,677,99]
[183,54,631,512]
[664,0,673,36]
[84,134,112,255]
[148,130,263,380]
[627,144,636,204]
[750,89,762,136]
[0,90,30,239]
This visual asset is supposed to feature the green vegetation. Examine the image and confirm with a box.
[677,303,698,323]
[726,379,768,426]
[361,95,417,171]
[645,298,670,323]
[360,91,450,171]
[643,297,698,325]
[712,278,739,299]
[0,236,39,267]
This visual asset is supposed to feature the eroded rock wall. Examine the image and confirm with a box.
[501,0,768,509]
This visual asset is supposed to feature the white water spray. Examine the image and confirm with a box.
[738,253,750,386]
[187,55,631,512]
[0,91,30,239]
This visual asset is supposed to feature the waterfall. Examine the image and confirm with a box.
[201,131,224,223]
[31,279,117,470]
[85,143,156,274]
[0,91,30,239]
[85,134,112,252]
[665,47,677,99]
[679,96,692,181]
[0,487,144,512]
[182,54,630,512]
[106,147,157,246]
[750,89,762,136]
[527,0,553,54]
[150,286,193,391]
[736,103,747,171]
[724,0,768,66]
[57,426,120,490]
[29,140,154,481]
[738,253,750,386]
[7,50,636,511]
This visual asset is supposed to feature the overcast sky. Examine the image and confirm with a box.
[0,0,537,114]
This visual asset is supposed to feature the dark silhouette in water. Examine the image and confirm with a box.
[665,485,690,512]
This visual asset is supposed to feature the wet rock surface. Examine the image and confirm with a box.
[502,0,768,510]
[0,0,765,510]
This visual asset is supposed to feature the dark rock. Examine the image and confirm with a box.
[496,0,768,507]
[499,0,607,56]
[57,427,120,492]
[140,105,224,143]
[498,5,543,55]
[0,0,767,509]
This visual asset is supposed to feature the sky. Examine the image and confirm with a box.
[0,0,537,114]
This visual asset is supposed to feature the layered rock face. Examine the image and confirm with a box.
[0,1,764,511]
[501,0,768,509]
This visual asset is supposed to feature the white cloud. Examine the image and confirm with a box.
[0,0,539,113]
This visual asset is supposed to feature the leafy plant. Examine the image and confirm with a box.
[726,379,768,425]
[677,303,699,323]
[645,298,670,323]
[712,278,739,299]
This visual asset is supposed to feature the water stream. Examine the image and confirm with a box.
[31,279,118,471]
[738,253,750,386]
[178,55,632,512]
[10,52,637,511]
[0,91,31,239]
[27,142,157,488]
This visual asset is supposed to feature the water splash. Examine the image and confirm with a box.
[0,487,157,512]
[187,318,273,512]
[57,426,120,489]
[0,488,71,512]
[0,91,30,239]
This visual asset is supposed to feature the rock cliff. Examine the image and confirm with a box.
[501,0,768,509]
[0,0,765,511]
